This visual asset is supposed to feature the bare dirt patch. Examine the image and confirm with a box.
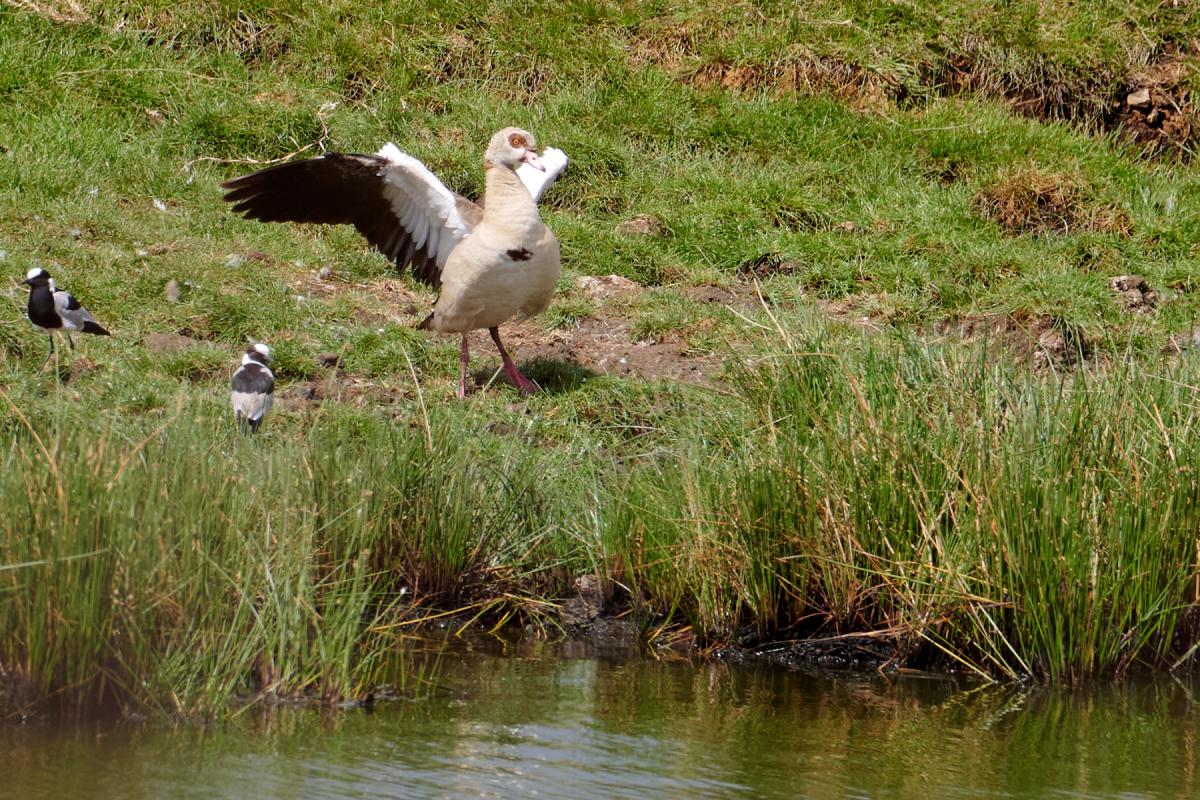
[683,283,765,312]
[475,316,723,387]
[334,275,728,389]
[1110,54,1198,158]
[934,313,1092,370]
[737,251,796,280]
[280,375,413,411]
[818,293,888,333]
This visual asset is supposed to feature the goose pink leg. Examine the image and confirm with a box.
[489,327,538,395]
[458,334,470,399]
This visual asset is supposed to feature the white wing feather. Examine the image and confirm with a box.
[516,147,569,203]
[376,143,472,269]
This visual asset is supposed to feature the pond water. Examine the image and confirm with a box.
[4,632,1198,799]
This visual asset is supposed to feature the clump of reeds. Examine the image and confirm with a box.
[604,321,1200,682]
[0,398,561,717]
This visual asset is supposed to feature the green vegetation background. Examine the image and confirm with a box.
[1,1,1199,715]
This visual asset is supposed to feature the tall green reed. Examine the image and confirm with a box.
[0,395,563,715]
[604,323,1200,680]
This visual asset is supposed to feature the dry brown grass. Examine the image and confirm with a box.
[688,54,898,113]
[973,167,1132,236]
[4,0,89,23]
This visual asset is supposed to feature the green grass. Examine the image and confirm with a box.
[1,1,1200,714]
[605,322,1200,682]
[0,398,574,715]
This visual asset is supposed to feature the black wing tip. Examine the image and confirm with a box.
[82,321,110,336]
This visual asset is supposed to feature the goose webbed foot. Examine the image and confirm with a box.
[489,327,538,395]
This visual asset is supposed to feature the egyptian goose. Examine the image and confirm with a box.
[231,342,275,433]
[24,267,110,367]
[221,128,567,397]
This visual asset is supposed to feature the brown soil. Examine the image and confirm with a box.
[576,274,641,301]
[143,332,199,354]
[1109,53,1198,158]
[613,214,670,238]
[819,293,888,333]
[480,315,723,387]
[279,374,415,411]
[290,275,732,397]
[933,313,1092,370]
[630,19,1198,159]
[737,251,796,280]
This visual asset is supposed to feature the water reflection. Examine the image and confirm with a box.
[5,634,1198,799]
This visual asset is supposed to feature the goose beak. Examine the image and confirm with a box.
[521,150,546,172]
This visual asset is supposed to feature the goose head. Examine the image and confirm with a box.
[485,127,544,172]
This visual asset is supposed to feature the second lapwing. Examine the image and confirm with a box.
[231,343,275,434]
[23,267,110,367]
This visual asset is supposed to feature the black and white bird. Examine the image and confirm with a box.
[23,267,110,366]
[230,343,275,434]
[222,128,567,397]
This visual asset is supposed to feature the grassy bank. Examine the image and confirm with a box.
[1,1,1200,714]
[5,322,1199,712]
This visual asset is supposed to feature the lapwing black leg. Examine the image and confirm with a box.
[458,334,470,399]
[39,334,54,370]
[66,333,75,351]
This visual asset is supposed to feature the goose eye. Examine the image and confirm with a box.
[508,134,525,148]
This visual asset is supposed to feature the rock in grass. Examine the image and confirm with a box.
[316,352,342,368]
[1033,319,1090,370]
[1108,274,1156,313]
[577,274,640,301]
[143,332,195,354]
[164,279,181,303]
[1164,327,1200,354]
[1126,88,1152,108]
[614,214,668,237]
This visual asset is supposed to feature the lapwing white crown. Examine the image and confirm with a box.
[222,127,566,398]
[230,342,275,434]
[24,267,111,367]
